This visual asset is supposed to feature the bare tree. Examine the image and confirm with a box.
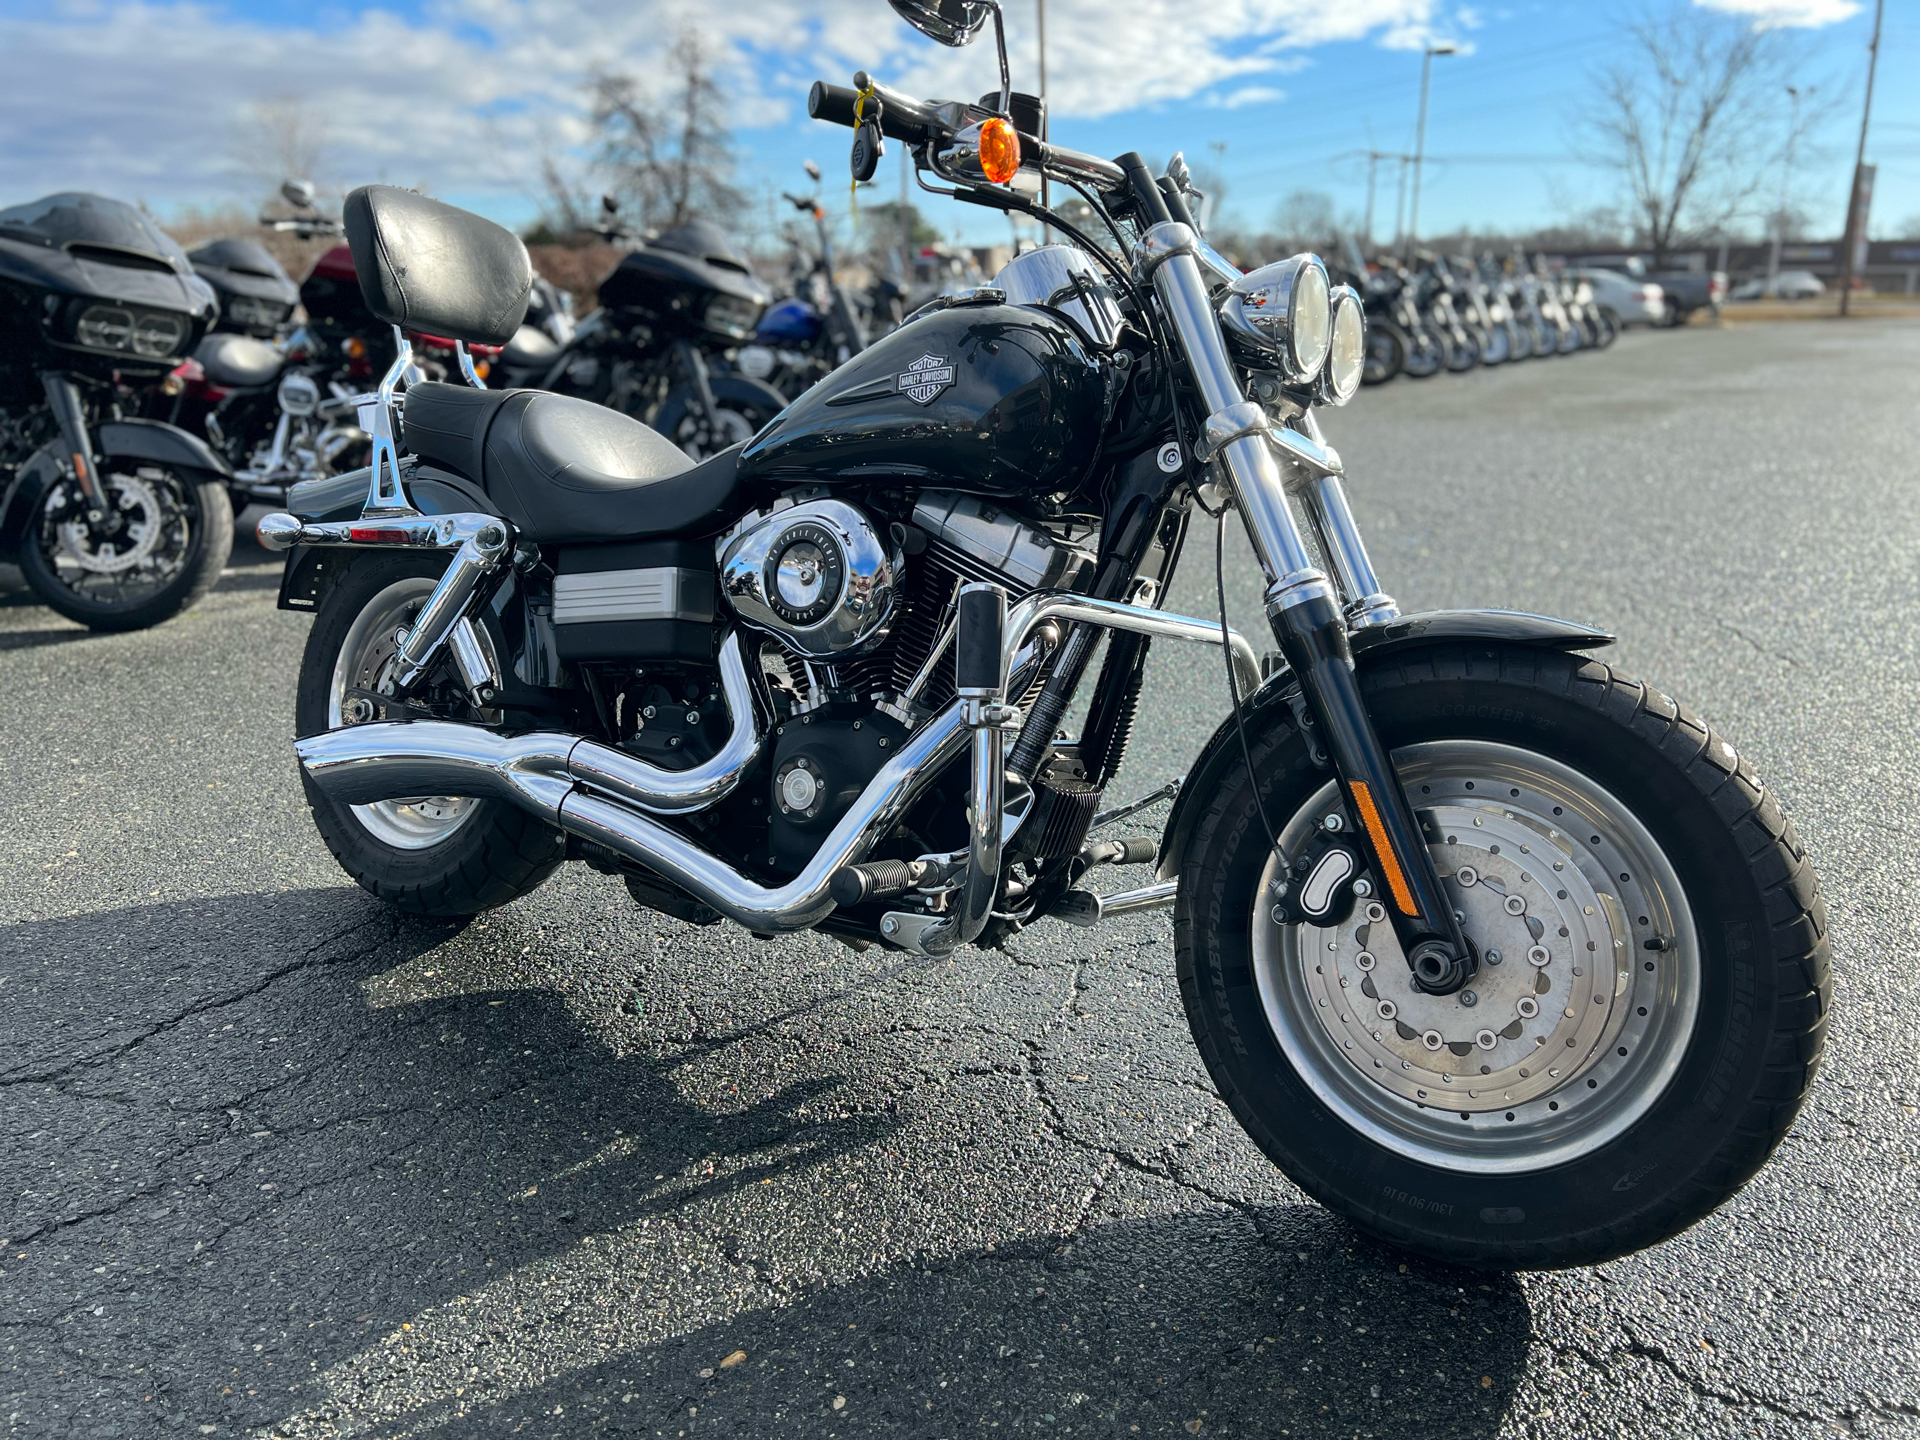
[1271,190,1339,251]
[591,32,746,233]
[1581,6,1804,263]
[234,97,329,197]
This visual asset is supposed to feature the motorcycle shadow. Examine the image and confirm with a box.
[0,890,1530,1438]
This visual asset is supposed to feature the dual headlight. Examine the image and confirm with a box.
[1219,255,1365,406]
[73,303,189,360]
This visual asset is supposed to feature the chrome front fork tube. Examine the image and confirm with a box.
[1292,412,1398,630]
[1137,221,1468,991]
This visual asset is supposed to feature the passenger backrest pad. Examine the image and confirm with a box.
[343,186,532,346]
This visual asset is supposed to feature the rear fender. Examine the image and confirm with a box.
[1153,609,1615,882]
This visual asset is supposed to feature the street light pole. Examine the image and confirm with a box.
[1405,41,1455,263]
[1837,0,1884,318]
[1768,86,1808,294]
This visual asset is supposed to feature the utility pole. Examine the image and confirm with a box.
[1838,0,1884,317]
[1768,86,1809,293]
[1405,41,1456,263]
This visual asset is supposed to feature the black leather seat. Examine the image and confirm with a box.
[195,332,282,388]
[401,381,743,542]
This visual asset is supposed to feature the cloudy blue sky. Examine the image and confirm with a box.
[1,0,1913,248]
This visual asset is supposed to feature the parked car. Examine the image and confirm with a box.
[1571,268,1666,328]
[1729,269,1825,301]
[1647,268,1726,324]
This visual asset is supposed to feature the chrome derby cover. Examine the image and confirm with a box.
[992,244,1124,351]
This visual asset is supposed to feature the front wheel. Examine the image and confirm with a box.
[652,382,784,461]
[1175,645,1829,1268]
[1362,321,1406,385]
[295,553,565,916]
[19,462,232,631]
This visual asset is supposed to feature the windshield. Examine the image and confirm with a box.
[0,192,188,264]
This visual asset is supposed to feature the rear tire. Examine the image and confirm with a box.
[1174,645,1829,1269]
[295,553,565,916]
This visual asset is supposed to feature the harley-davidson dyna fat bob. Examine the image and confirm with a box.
[260,0,1828,1268]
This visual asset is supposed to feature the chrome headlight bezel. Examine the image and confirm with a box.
[1319,286,1365,406]
[1219,253,1333,385]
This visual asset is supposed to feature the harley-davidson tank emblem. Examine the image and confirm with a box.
[897,353,956,405]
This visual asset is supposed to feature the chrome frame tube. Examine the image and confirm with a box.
[255,510,503,553]
[1005,590,1262,696]
[1135,222,1332,618]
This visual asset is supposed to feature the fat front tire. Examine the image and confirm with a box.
[1174,644,1829,1269]
[295,553,564,916]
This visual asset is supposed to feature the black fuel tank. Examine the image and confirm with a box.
[739,301,1106,498]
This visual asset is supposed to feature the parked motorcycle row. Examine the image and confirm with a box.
[1343,248,1618,386]
[0,165,905,631]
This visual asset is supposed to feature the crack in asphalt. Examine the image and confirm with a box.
[0,913,405,1091]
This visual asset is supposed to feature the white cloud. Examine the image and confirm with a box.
[1214,85,1288,110]
[1693,0,1862,26]
[0,0,1437,215]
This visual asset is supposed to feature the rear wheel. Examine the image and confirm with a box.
[20,460,231,631]
[1174,645,1829,1268]
[295,554,565,915]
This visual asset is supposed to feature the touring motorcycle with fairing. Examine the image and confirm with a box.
[0,191,234,630]
[261,0,1828,1269]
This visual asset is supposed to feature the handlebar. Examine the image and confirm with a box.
[807,77,1126,194]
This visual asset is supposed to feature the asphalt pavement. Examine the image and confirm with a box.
[2,319,1917,1439]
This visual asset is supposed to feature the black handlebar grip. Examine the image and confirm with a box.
[808,81,862,129]
[808,80,936,145]
[955,582,1008,697]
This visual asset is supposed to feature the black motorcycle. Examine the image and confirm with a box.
[537,207,788,459]
[258,0,1826,1271]
[0,192,234,630]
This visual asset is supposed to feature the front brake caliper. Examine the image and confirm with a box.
[1268,829,1365,928]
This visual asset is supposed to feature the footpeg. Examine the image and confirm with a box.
[1079,835,1157,869]
[830,858,926,907]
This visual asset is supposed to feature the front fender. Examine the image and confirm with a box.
[97,418,233,479]
[1153,609,1614,882]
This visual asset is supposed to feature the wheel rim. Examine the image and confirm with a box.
[40,467,196,604]
[673,404,756,461]
[1251,740,1699,1175]
[326,577,481,850]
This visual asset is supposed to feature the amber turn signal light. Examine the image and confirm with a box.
[978,116,1020,186]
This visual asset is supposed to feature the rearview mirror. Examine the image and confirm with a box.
[804,159,822,183]
[887,0,991,46]
[281,179,317,210]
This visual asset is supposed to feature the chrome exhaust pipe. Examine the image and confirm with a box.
[301,697,970,935]
[297,632,765,818]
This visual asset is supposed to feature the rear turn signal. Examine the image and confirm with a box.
[979,116,1020,186]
